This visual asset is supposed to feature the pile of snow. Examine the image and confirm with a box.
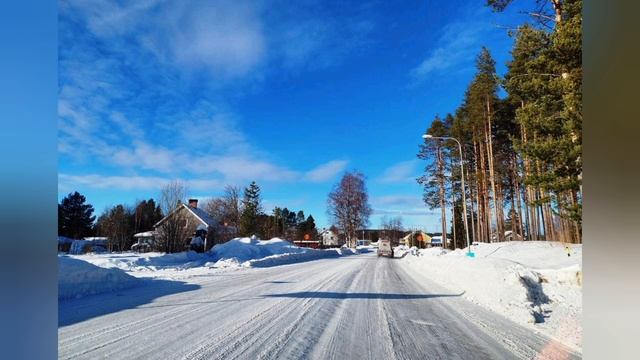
[393,245,411,257]
[399,241,582,350]
[74,251,209,272]
[58,236,74,246]
[206,237,357,268]
[69,239,108,254]
[58,256,140,300]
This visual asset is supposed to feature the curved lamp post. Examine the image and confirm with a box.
[422,134,472,256]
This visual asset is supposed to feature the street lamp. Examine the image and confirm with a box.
[422,134,473,256]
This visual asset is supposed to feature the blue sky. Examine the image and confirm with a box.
[58,0,532,231]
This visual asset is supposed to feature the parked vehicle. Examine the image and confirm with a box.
[377,239,394,258]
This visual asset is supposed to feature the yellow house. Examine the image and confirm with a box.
[401,231,432,248]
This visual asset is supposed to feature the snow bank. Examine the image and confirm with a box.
[58,256,140,300]
[70,251,209,272]
[69,238,365,278]
[206,237,359,268]
[399,241,582,350]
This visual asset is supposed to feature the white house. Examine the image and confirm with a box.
[429,235,451,247]
[491,230,523,242]
[320,229,341,247]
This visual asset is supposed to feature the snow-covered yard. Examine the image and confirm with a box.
[397,241,582,350]
[60,237,363,298]
[58,256,141,300]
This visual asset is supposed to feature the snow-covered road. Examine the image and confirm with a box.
[59,252,580,359]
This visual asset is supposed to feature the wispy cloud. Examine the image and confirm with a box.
[372,194,422,208]
[377,160,420,184]
[372,208,434,217]
[370,194,434,217]
[63,0,266,80]
[304,160,349,182]
[58,0,373,191]
[59,173,224,192]
[411,13,490,80]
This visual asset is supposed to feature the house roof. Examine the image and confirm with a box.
[401,231,431,241]
[154,203,217,228]
[134,231,156,238]
[187,206,217,227]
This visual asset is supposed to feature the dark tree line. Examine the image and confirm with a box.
[95,199,163,251]
[58,191,96,239]
[58,191,164,251]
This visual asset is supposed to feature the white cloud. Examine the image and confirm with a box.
[372,208,433,217]
[304,160,349,182]
[369,194,435,218]
[371,194,422,208]
[59,173,224,191]
[377,160,419,184]
[411,17,489,79]
[58,1,376,189]
[162,1,266,78]
[65,0,266,80]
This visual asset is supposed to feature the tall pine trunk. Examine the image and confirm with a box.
[437,146,447,249]
[485,96,503,241]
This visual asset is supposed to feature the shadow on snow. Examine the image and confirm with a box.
[58,278,200,327]
[262,291,465,300]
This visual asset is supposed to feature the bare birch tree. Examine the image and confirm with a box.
[327,171,372,248]
[157,180,189,253]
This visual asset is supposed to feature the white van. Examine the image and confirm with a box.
[377,239,394,257]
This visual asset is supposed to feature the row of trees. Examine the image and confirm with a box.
[59,179,320,253]
[201,181,318,241]
[57,191,164,251]
[95,199,163,251]
[418,0,582,245]
[380,215,404,243]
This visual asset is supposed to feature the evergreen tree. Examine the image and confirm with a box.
[504,8,582,242]
[58,191,96,239]
[417,116,452,249]
[133,199,163,233]
[305,215,317,239]
[239,181,263,237]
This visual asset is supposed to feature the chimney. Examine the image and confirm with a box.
[188,199,198,208]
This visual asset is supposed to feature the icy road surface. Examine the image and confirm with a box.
[59,251,580,359]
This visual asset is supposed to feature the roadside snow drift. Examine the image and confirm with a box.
[207,237,356,268]
[58,256,140,300]
[67,237,361,277]
[398,241,582,350]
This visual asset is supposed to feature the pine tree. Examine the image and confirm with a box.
[417,116,452,249]
[132,199,163,233]
[58,191,96,239]
[305,215,317,239]
[239,181,263,237]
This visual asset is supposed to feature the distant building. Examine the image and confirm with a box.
[131,231,157,253]
[69,237,109,254]
[356,239,371,247]
[504,230,523,241]
[429,235,450,247]
[491,230,523,242]
[401,231,431,248]
[320,229,342,247]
